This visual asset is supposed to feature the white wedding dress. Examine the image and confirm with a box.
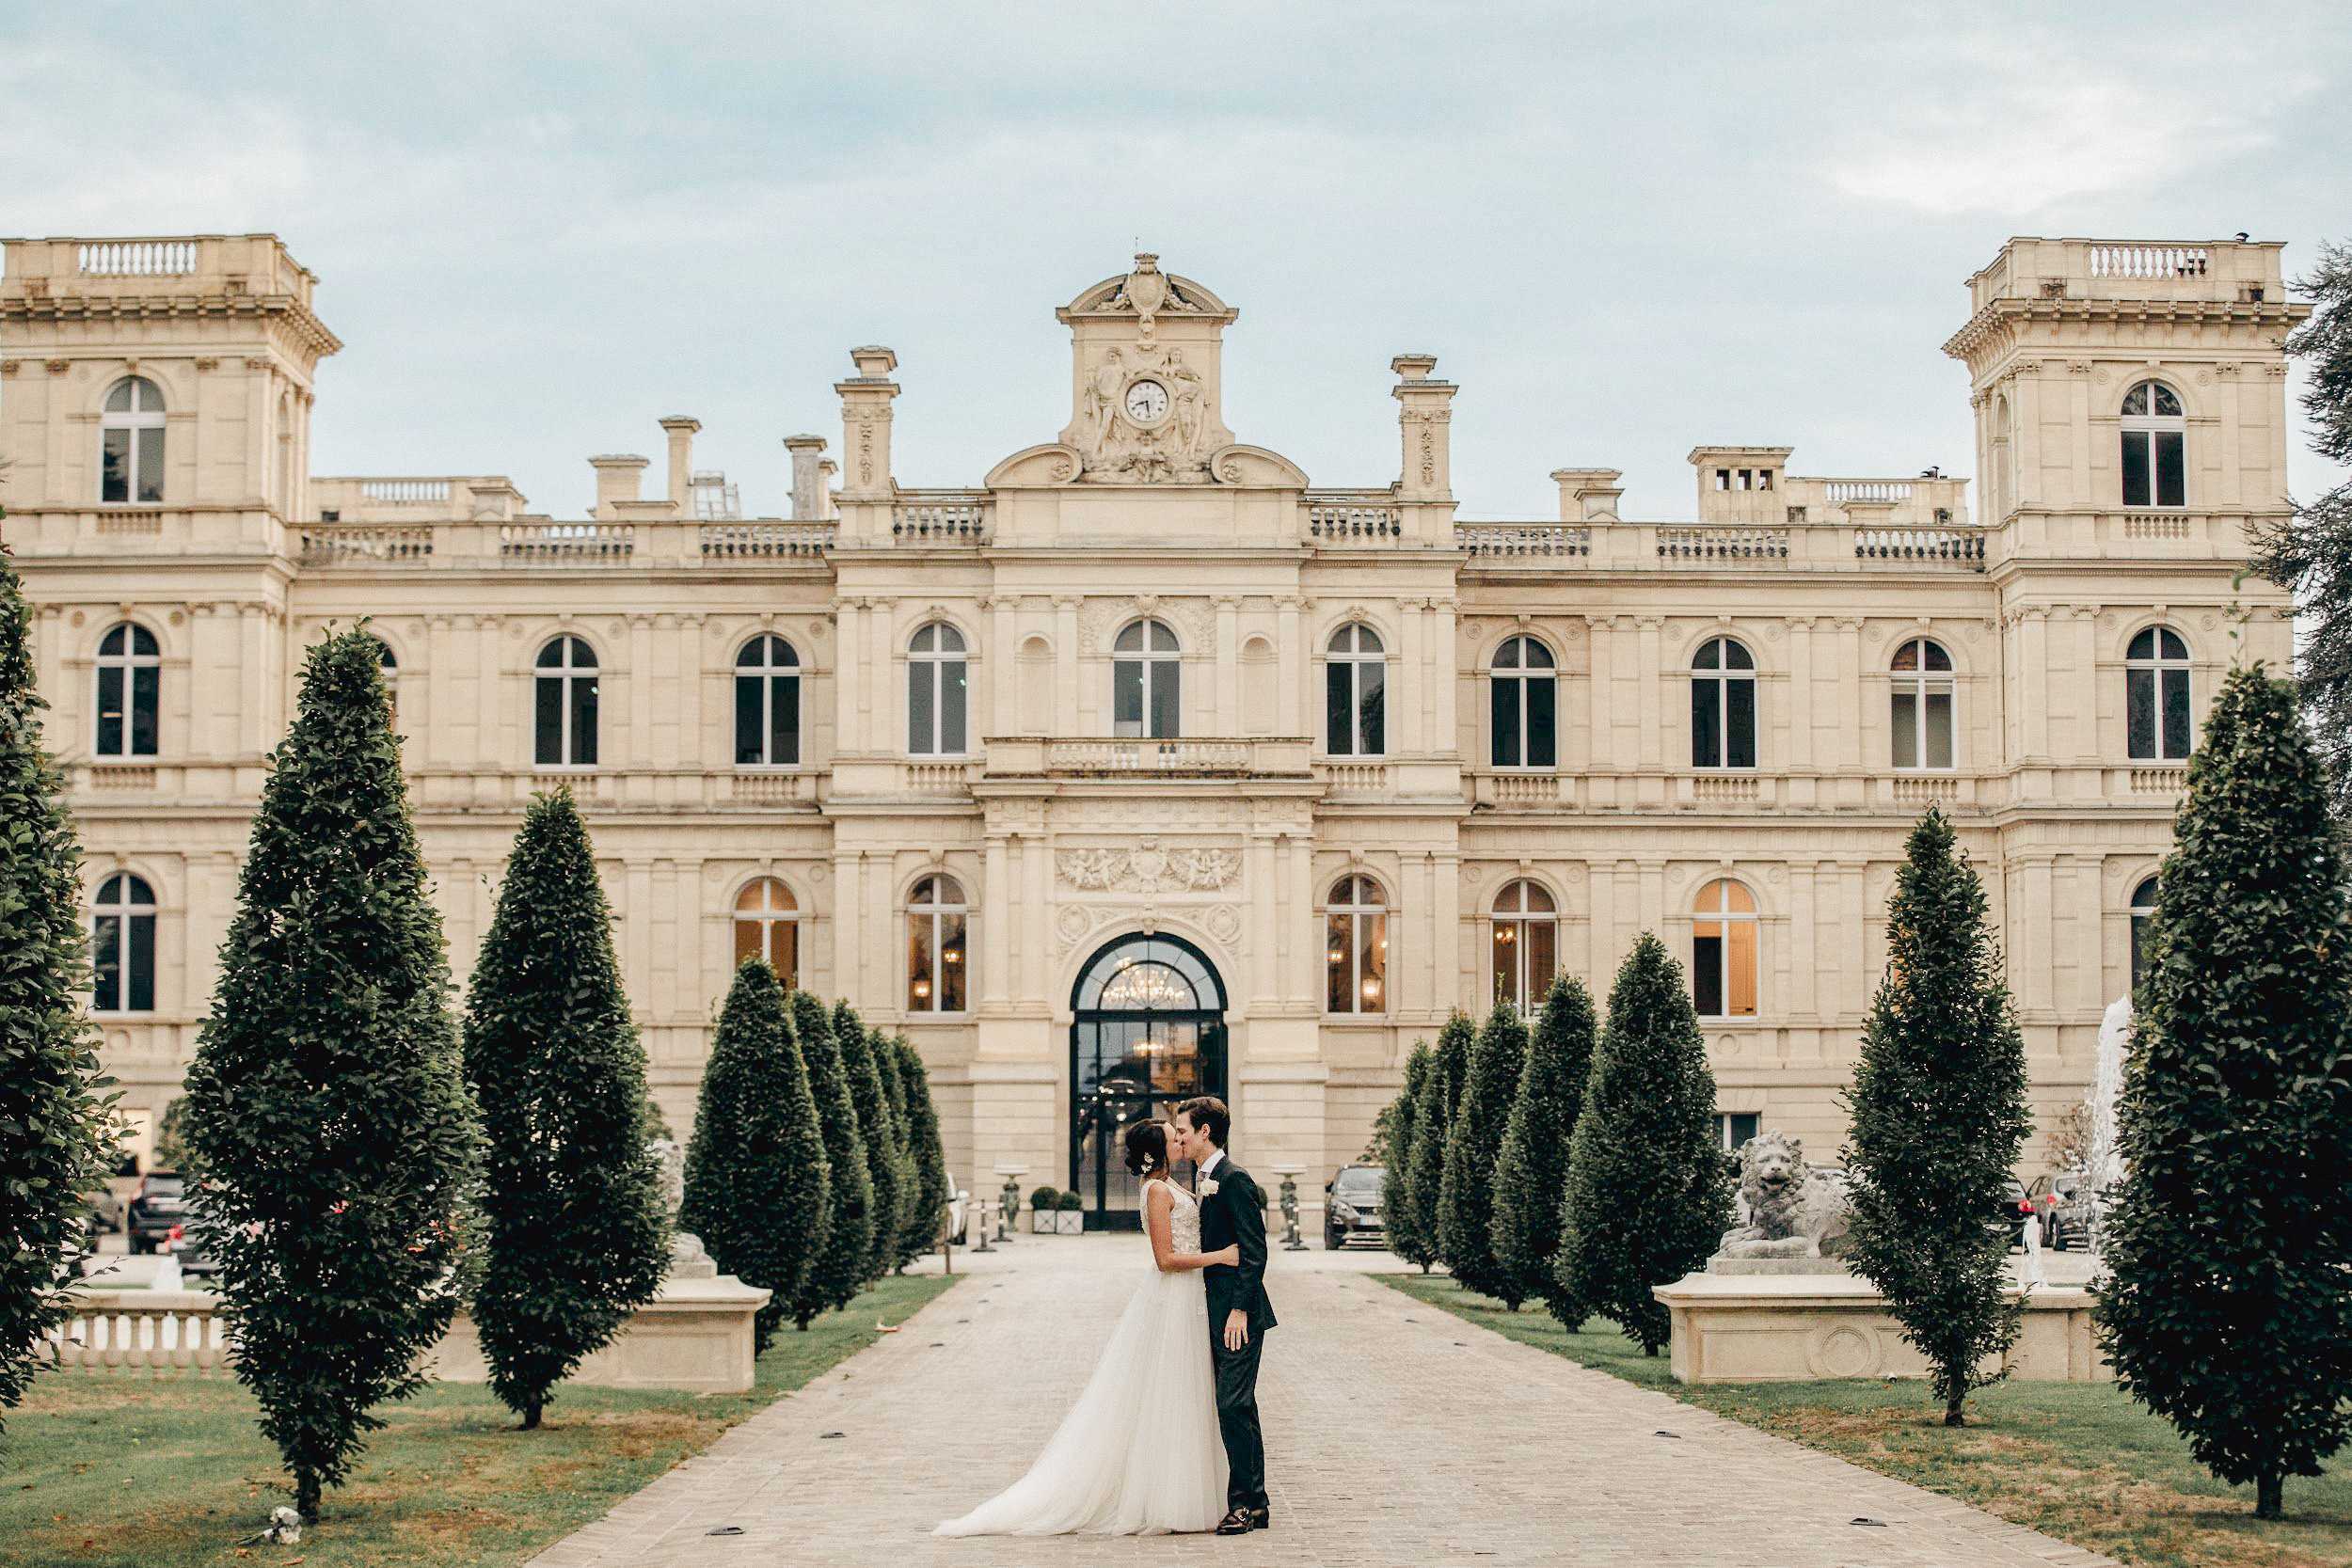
[934,1178,1227,1536]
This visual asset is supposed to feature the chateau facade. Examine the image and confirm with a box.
[0,233,2302,1224]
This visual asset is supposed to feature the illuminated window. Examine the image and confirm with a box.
[906,874,968,1013]
[1491,879,1557,1012]
[733,878,801,989]
[1692,879,1758,1019]
[1324,874,1389,1014]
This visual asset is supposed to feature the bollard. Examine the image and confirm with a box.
[1278,1171,1307,1252]
[972,1197,993,1255]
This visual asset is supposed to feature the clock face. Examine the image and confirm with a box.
[1123,378,1170,424]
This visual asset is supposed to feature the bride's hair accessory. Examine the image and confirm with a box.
[1121,1120,1168,1179]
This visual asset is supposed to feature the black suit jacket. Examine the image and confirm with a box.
[1197,1154,1278,1334]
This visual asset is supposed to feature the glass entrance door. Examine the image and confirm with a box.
[1069,935,1227,1230]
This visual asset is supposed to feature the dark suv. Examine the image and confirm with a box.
[1324,1165,1386,1250]
[125,1171,189,1255]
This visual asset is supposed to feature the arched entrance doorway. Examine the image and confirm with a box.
[1069,933,1228,1230]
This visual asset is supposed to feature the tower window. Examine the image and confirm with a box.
[100,377,167,504]
[2120,381,2186,509]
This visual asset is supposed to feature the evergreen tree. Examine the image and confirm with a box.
[891,1037,952,1268]
[462,790,669,1428]
[1402,1010,1473,1275]
[179,629,480,1521]
[1494,974,1597,1322]
[1438,1004,1529,1302]
[832,1000,907,1284]
[1379,1043,1438,1272]
[791,990,873,1311]
[681,961,831,1341]
[0,548,114,1433]
[2251,240,2352,816]
[1558,936,1729,1354]
[1843,807,2031,1427]
[2098,667,2352,1517]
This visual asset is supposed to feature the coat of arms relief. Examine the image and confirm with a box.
[1056,839,1243,894]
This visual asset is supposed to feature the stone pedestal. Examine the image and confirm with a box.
[427,1272,771,1394]
[1653,1267,2107,1385]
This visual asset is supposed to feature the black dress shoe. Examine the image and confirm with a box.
[1215,1508,1255,1535]
[1248,1507,1271,1530]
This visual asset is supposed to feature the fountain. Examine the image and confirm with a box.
[2078,995,2132,1259]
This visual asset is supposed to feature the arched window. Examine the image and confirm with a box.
[1692,879,1758,1019]
[908,624,968,755]
[372,637,399,727]
[1324,874,1390,1014]
[2120,380,2186,509]
[533,636,598,767]
[2125,626,2191,761]
[1490,636,1556,768]
[734,635,801,767]
[1691,637,1756,769]
[101,376,166,504]
[906,874,968,1013]
[1890,637,1955,771]
[2129,875,2160,993]
[94,623,161,758]
[734,877,801,989]
[1490,879,1557,1012]
[92,873,156,1013]
[1325,625,1386,757]
[1112,619,1181,739]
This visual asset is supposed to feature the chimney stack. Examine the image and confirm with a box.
[835,346,900,499]
[1549,467,1625,521]
[659,416,700,514]
[588,454,648,519]
[784,434,828,521]
[1391,354,1455,501]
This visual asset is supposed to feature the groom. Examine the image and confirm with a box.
[1173,1096,1276,1535]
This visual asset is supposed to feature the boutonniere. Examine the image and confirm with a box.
[1199,1179,1220,1196]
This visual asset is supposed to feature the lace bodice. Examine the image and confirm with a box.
[1147,1178,1202,1254]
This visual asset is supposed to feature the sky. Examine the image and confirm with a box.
[5,2,2348,521]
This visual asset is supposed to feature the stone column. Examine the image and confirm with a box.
[981,832,1011,1008]
[834,347,898,546]
[1432,598,1458,753]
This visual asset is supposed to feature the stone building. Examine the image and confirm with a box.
[0,232,2302,1225]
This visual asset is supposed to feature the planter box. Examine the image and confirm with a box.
[1031,1211,1058,1233]
[1056,1212,1085,1235]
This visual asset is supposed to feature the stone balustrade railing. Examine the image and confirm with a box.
[1852,526,1985,567]
[50,1290,231,1374]
[1823,480,1915,504]
[1658,525,1791,562]
[699,521,835,558]
[892,495,992,544]
[1457,523,1591,558]
[76,240,199,277]
[1307,502,1402,542]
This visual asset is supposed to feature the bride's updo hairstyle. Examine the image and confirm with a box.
[1122,1120,1168,1178]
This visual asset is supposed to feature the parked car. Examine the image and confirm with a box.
[1994,1177,2035,1248]
[2026,1172,2099,1250]
[80,1187,124,1238]
[160,1218,223,1281]
[1324,1164,1385,1250]
[125,1171,189,1254]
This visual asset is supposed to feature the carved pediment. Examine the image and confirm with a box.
[1206,444,1309,489]
[984,443,1086,487]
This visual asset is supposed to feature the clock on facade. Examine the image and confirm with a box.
[1122,378,1170,426]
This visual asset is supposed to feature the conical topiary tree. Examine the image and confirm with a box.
[1403,1010,1473,1275]
[1380,1043,1438,1272]
[791,991,873,1311]
[1843,806,2031,1427]
[179,629,481,1521]
[2099,667,2352,1517]
[833,1000,907,1284]
[1494,974,1597,1323]
[1558,935,1730,1354]
[891,1037,952,1269]
[0,547,115,1434]
[1438,1004,1530,1302]
[463,789,669,1428]
[682,961,831,1341]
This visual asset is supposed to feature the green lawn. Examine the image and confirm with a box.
[0,1272,957,1568]
[1380,1272,2352,1568]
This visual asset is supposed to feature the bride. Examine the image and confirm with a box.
[934,1120,1236,1537]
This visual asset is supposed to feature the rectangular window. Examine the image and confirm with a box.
[1358,661,1384,755]
[130,665,158,756]
[128,913,155,1011]
[1925,689,1954,769]
[97,666,125,756]
[1326,663,1354,756]
[92,915,122,1011]
[1692,680,1721,768]
[2127,669,2157,758]
[1327,912,1354,1013]
[770,921,799,990]
[1756,469,1772,491]
[1114,659,1144,737]
[1714,468,1730,491]
[771,678,800,766]
[1726,677,1756,768]
[1491,924,1517,1010]
[2161,668,2190,758]
[1358,910,1386,1012]
[570,676,598,766]
[2122,430,2152,507]
[1726,916,1756,1016]
[940,663,967,753]
[1692,930,1724,1017]
[1892,689,1918,768]
[910,666,935,753]
[1526,678,1557,768]
[735,917,765,968]
[1491,679,1521,768]
[135,427,165,503]
[1718,1112,1760,1151]
[1524,917,1556,1006]
[102,430,131,504]
[937,912,967,1011]
[2154,431,2185,508]
[907,916,934,1010]
[735,678,765,765]
[535,679,564,766]
[1148,664,1180,739]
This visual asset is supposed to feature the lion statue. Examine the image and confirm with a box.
[1716,1130,1851,1259]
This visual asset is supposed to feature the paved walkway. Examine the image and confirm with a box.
[529,1239,2115,1568]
